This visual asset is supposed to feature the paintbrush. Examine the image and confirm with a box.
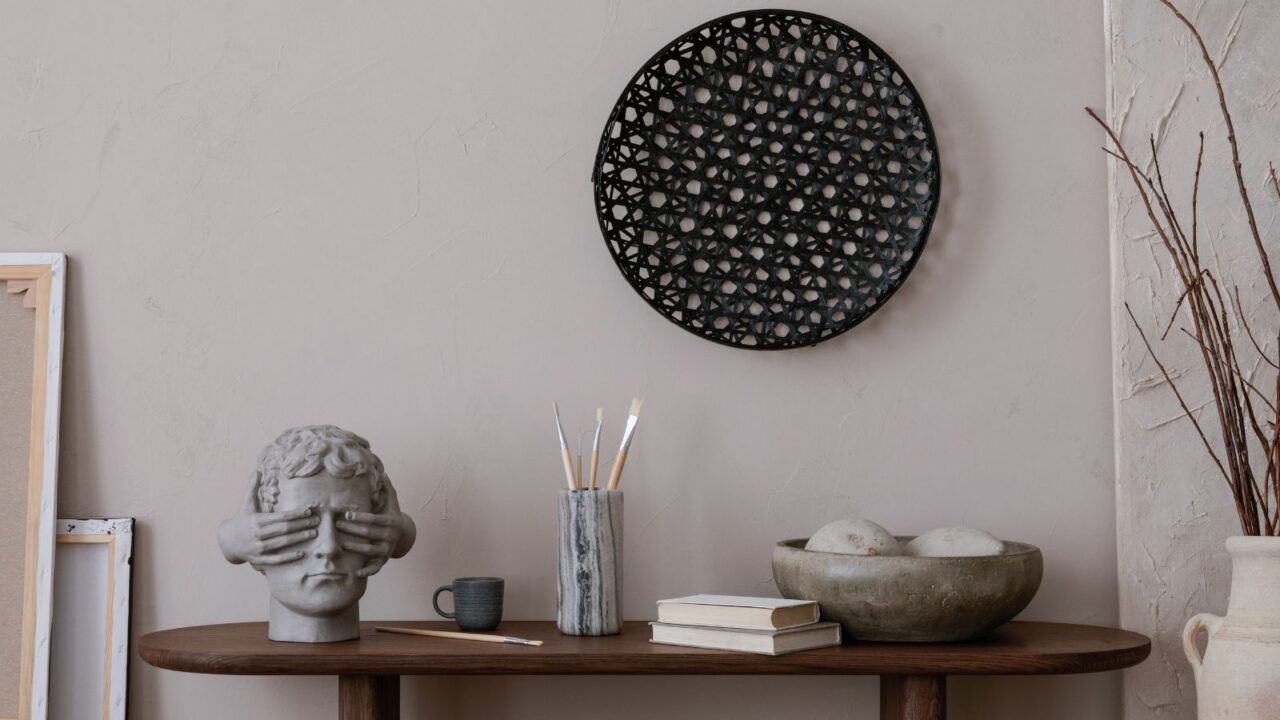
[588,408,603,490]
[606,397,644,491]
[376,626,544,647]
[576,430,583,491]
[553,402,578,491]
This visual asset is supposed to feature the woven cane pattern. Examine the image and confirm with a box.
[593,10,940,349]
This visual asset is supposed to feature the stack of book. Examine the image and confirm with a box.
[649,595,841,655]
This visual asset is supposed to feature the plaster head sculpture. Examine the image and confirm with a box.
[218,425,417,642]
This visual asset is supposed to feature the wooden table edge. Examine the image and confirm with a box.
[138,621,1150,720]
[136,647,1153,677]
[136,620,1151,677]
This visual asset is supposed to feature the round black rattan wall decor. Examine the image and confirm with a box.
[592,10,940,349]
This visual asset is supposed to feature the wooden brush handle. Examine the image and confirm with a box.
[561,447,578,490]
[607,448,628,491]
[589,450,600,490]
[377,627,507,643]
[375,627,544,646]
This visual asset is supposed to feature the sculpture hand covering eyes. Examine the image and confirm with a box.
[217,425,417,642]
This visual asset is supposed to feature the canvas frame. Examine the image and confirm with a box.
[0,253,66,720]
[52,519,133,720]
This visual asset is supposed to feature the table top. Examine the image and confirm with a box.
[138,621,1149,677]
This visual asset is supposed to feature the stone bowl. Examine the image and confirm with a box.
[772,537,1043,642]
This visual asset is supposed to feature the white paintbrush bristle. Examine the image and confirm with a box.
[596,407,604,423]
[553,401,569,448]
[629,396,644,417]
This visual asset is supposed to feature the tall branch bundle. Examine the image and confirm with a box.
[1087,0,1280,536]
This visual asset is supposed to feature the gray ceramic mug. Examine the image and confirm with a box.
[433,577,504,631]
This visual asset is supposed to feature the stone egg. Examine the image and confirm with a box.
[904,527,1006,557]
[805,518,900,556]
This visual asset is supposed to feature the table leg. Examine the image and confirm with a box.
[339,675,400,720]
[880,674,945,720]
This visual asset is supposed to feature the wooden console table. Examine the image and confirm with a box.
[138,620,1149,720]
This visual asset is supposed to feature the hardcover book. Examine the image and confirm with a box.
[656,595,821,631]
[650,621,841,656]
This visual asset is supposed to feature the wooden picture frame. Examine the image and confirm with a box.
[51,519,133,720]
[0,253,66,720]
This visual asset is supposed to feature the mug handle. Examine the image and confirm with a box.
[433,585,455,619]
[1182,612,1223,683]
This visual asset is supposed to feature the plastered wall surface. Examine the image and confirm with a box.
[1106,1,1280,718]
[2,1,1116,717]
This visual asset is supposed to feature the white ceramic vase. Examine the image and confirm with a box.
[1183,536,1280,719]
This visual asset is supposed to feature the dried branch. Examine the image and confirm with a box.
[1127,305,1231,484]
[1087,2,1280,536]
[1233,287,1280,370]
[1158,0,1280,314]
[1160,275,1198,341]
[1192,134,1204,257]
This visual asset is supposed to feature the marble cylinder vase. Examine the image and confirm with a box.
[557,490,623,636]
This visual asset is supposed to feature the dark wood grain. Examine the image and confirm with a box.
[881,675,944,720]
[138,621,1149,677]
[339,675,398,720]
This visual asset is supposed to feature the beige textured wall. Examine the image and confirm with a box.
[1106,1,1280,718]
[1,1,1116,717]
